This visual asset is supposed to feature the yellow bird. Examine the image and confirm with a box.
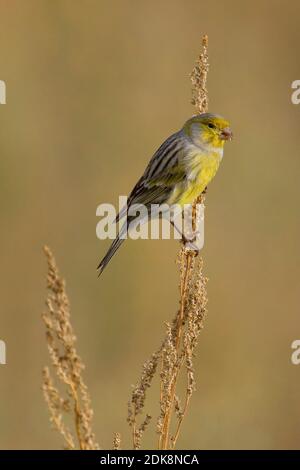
[98,113,232,274]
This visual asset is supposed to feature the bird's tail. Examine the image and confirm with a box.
[97,220,130,276]
[97,234,125,276]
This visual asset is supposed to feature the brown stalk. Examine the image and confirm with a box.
[42,246,99,450]
[128,35,210,450]
[113,432,122,450]
[158,35,209,450]
[159,252,193,449]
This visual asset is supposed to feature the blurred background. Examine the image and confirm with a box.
[0,0,299,450]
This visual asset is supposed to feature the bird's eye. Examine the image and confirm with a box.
[208,123,215,129]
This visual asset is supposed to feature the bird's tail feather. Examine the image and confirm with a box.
[97,234,125,276]
[97,219,131,276]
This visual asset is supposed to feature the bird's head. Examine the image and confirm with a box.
[183,113,233,148]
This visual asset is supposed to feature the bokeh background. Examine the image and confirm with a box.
[0,0,299,450]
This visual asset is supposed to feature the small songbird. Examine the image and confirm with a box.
[97,113,232,275]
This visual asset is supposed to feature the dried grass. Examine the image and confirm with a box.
[127,351,161,449]
[113,432,122,450]
[127,35,210,450]
[42,246,99,450]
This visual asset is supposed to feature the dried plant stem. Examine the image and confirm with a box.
[42,367,76,450]
[42,246,99,450]
[171,384,191,448]
[159,252,193,449]
[158,35,209,450]
[191,34,209,115]
[131,404,139,449]
[177,253,193,350]
[128,34,209,451]
[113,432,122,450]
[127,351,160,449]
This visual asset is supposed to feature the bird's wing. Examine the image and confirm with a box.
[131,165,185,205]
[116,132,186,222]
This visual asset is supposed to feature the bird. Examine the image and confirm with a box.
[97,113,232,275]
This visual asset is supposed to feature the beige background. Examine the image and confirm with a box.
[0,0,299,449]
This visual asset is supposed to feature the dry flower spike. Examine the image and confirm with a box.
[42,246,99,450]
[128,35,210,450]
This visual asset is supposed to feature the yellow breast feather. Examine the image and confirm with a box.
[176,151,222,205]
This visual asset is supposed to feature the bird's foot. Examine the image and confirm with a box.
[181,231,200,251]
[182,233,196,244]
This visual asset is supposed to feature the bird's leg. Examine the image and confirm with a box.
[170,220,197,244]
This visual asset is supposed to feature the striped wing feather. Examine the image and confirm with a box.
[116,132,185,222]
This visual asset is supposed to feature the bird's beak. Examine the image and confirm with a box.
[220,127,233,141]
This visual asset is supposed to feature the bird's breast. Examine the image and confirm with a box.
[178,150,222,205]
